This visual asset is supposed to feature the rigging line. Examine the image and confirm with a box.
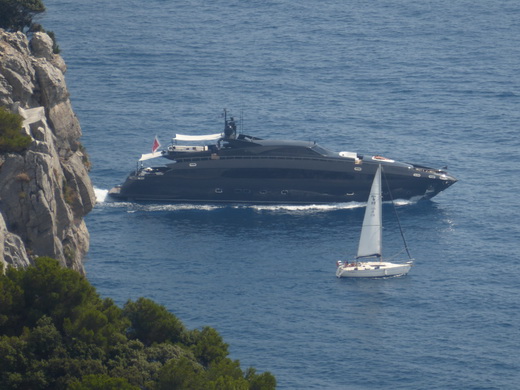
[381,165,413,260]
[386,247,406,261]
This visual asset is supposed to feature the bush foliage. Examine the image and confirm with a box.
[0,0,45,32]
[0,107,32,153]
[0,258,276,389]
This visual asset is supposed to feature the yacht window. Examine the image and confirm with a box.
[310,144,335,156]
[259,147,320,156]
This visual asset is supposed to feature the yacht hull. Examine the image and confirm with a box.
[110,156,456,204]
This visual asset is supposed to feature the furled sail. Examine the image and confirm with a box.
[356,165,383,259]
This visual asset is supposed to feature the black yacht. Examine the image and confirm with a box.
[109,111,457,204]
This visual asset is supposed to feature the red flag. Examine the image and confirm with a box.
[152,136,161,153]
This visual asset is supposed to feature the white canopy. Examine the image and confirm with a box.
[173,133,223,142]
[139,152,163,161]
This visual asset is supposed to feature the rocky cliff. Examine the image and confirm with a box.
[0,29,95,274]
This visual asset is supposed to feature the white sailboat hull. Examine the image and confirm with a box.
[336,261,412,278]
[335,165,414,279]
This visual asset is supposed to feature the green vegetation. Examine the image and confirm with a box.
[0,258,276,389]
[0,107,32,153]
[63,181,78,205]
[78,143,92,171]
[15,172,31,182]
[0,0,45,32]
[46,30,61,54]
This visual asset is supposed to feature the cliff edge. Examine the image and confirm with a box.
[0,29,95,274]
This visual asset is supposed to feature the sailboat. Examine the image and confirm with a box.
[336,165,414,278]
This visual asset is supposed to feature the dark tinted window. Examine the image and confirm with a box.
[258,147,320,156]
[310,145,335,156]
[222,168,354,180]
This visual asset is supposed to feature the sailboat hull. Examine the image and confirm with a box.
[336,261,412,278]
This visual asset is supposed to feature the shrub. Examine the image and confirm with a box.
[0,258,276,389]
[64,183,78,205]
[0,0,46,32]
[69,374,139,390]
[16,172,31,182]
[0,107,32,153]
[123,297,187,346]
[46,30,61,54]
[78,143,92,170]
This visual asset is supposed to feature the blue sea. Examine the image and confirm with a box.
[43,1,520,388]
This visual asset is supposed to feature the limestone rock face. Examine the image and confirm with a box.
[0,213,31,269]
[0,29,95,274]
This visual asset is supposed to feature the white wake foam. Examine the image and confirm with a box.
[91,191,416,213]
[392,198,417,206]
[245,202,366,213]
[94,187,109,203]
[129,204,221,212]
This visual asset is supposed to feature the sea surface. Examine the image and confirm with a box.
[42,1,520,388]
